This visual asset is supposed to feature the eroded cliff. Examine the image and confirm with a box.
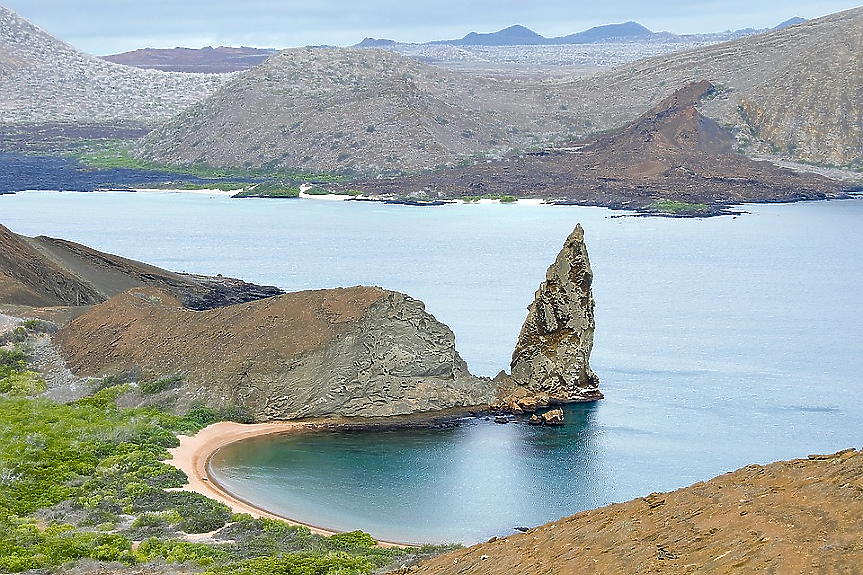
[53,285,495,420]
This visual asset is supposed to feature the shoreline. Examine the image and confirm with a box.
[164,421,416,547]
[165,421,341,537]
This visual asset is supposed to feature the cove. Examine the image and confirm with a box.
[2,192,862,543]
[209,407,604,545]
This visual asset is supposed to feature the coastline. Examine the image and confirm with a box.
[165,421,341,537]
[165,420,417,546]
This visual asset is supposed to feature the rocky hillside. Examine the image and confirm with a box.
[0,224,281,310]
[135,46,581,174]
[565,6,863,166]
[408,448,863,574]
[0,6,228,127]
[347,81,852,212]
[54,286,496,420]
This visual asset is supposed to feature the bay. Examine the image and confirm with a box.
[2,191,862,543]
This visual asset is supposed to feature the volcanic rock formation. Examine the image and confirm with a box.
[53,286,496,420]
[498,224,601,411]
[0,224,282,310]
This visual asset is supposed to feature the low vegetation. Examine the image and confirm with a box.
[0,336,456,574]
[231,182,301,198]
[74,140,346,181]
[646,199,711,215]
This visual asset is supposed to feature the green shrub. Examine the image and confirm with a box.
[202,552,373,575]
[0,349,27,377]
[137,538,232,566]
[140,374,184,394]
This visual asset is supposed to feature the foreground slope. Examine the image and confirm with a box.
[0,6,228,127]
[408,449,863,574]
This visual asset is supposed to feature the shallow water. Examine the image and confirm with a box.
[2,192,862,543]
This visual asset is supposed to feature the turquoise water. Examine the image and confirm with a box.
[2,192,862,543]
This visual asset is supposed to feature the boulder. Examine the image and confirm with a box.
[541,408,565,425]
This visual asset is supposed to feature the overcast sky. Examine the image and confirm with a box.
[3,1,861,55]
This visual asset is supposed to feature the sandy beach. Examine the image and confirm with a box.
[165,421,341,537]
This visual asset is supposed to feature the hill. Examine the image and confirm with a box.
[102,46,276,73]
[134,47,582,174]
[0,6,228,129]
[553,21,653,43]
[431,24,548,46]
[407,448,863,574]
[344,81,852,212]
[53,284,496,420]
[565,6,863,167]
[0,224,281,310]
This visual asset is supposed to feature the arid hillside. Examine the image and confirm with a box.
[136,7,863,174]
[408,448,863,574]
[566,6,863,166]
[0,6,228,128]
[135,46,581,175]
[54,285,496,420]
[348,82,852,212]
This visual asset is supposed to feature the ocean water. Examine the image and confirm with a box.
[2,191,862,543]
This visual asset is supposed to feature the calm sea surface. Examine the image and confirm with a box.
[2,191,862,543]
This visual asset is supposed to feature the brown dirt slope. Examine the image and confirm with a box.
[0,224,281,310]
[567,7,863,167]
[54,286,495,420]
[407,448,863,574]
[348,81,852,212]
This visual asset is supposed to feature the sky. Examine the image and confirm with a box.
[3,1,861,55]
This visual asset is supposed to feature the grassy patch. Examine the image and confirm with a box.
[71,139,348,183]
[647,199,711,215]
[232,182,300,198]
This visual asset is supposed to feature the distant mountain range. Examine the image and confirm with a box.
[356,17,807,48]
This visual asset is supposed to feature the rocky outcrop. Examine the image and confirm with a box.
[53,286,496,420]
[498,224,600,410]
[406,449,863,574]
[0,224,282,310]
